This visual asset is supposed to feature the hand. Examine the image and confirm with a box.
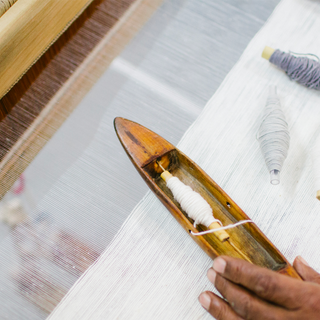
[199,255,320,319]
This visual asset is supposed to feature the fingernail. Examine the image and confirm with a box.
[199,292,211,310]
[213,257,227,274]
[207,268,217,284]
[298,255,309,266]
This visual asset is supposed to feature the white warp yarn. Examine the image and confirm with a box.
[166,176,217,227]
[49,1,320,319]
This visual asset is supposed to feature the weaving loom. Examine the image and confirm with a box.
[48,0,320,318]
[2,0,319,319]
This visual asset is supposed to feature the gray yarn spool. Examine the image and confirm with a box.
[258,86,290,185]
[270,50,320,90]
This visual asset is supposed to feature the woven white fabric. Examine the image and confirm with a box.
[49,0,320,318]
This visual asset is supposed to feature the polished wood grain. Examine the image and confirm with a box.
[114,117,175,167]
[114,117,301,279]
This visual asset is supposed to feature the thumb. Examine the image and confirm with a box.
[293,256,320,284]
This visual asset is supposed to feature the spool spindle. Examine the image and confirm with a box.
[262,46,275,60]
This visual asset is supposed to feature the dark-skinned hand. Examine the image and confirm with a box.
[198,255,320,319]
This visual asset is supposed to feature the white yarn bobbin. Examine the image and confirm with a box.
[257,86,290,185]
[161,170,252,239]
[313,134,320,200]
[166,176,219,227]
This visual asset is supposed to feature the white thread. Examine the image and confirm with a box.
[166,176,252,234]
[257,86,290,185]
[288,51,320,62]
[190,220,253,236]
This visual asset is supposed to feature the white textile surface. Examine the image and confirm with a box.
[49,0,320,318]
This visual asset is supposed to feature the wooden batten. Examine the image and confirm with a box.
[0,0,164,199]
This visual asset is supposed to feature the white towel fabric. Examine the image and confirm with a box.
[49,0,320,318]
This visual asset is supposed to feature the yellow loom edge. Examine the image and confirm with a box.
[0,0,93,100]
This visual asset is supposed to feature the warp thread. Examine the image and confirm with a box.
[166,176,252,236]
[270,50,320,90]
[257,86,290,185]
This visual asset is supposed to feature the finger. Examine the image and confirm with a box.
[211,270,291,320]
[199,291,243,320]
[212,256,306,309]
[293,256,320,285]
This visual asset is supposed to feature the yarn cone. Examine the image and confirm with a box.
[269,49,320,90]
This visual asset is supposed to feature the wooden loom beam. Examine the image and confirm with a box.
[0,0,94,100]
[0,0,164,199]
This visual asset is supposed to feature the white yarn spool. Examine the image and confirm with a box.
[313,134,320,200]
[258,86,290,185]
[164,174,252,237]
[166,177,218,227]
